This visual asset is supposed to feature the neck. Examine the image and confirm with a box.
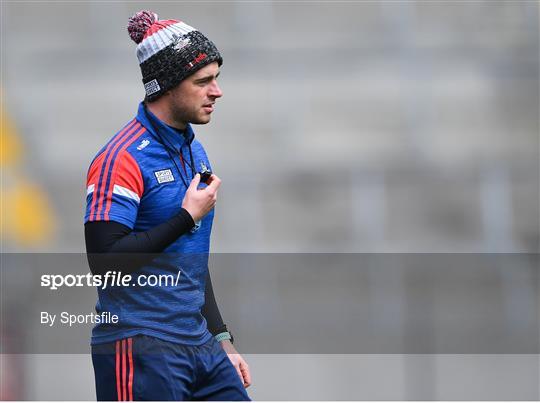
[146,100,186,131]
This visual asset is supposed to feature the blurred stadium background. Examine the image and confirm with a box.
[1,1,538,400]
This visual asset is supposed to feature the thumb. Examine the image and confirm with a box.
[188,173,201,191]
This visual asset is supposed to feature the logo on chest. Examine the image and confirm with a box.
[154,169,175,184]
[137,139,150,150]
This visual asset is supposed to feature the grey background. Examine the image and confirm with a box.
[1,0,539,400]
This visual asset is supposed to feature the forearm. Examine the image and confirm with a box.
[202,270,228,336]
[85,209,194,274]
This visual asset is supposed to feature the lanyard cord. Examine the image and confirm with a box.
[143,107,196,189]
[187,141,196,175]
[142,105,203,233]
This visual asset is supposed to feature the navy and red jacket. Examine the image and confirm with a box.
[85,101,216,346]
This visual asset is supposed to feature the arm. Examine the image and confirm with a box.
[84,209,194,274]
[85,208,194,254]
[85,173,219,273]
[202,270,228,335]
[202,270,252,388]
[85,218,230,339]
[85,173,233,340]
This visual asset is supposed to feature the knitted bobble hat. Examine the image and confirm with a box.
[127,10,222,101]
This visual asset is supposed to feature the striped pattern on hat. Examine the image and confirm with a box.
[136,20,196,63]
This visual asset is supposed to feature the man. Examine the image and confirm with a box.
[84,10,251,401]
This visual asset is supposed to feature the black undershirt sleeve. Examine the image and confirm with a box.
[84,210,227,336]
[202,271,227,335]
[84,209,195,256]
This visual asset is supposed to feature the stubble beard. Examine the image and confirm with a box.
[169,100,209,127]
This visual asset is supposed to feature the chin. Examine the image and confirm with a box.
[191,119,211,126]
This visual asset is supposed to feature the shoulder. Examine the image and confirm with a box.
[88,119,148,165]
[86,119,148,181]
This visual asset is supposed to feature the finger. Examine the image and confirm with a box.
[188,173,201,191]
[206,174,221,191]
[234,364,244,384]
[205,173,217,184]
[240,361,251,387]
[206,174,220,188]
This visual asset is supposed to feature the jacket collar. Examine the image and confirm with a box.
[136,101,195,152]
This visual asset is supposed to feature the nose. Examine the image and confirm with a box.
[208,80,223,99]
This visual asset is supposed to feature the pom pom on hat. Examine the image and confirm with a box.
[127,10,158,44]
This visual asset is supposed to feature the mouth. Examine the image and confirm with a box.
[202,103,215,113]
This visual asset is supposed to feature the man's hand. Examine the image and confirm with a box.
[220,340,251,388]
[181,174,221,222]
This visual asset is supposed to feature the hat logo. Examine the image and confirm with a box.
[186,53,207,69]
[173,37,191,52]
[144,79,161,96]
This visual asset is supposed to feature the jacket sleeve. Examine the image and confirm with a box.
[85,149,143,229]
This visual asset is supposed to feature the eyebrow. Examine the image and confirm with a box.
[194,71,220,83]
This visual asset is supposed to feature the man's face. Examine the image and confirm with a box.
[167,61,223,127]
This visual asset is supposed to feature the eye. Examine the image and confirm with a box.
[196,79,211,86]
